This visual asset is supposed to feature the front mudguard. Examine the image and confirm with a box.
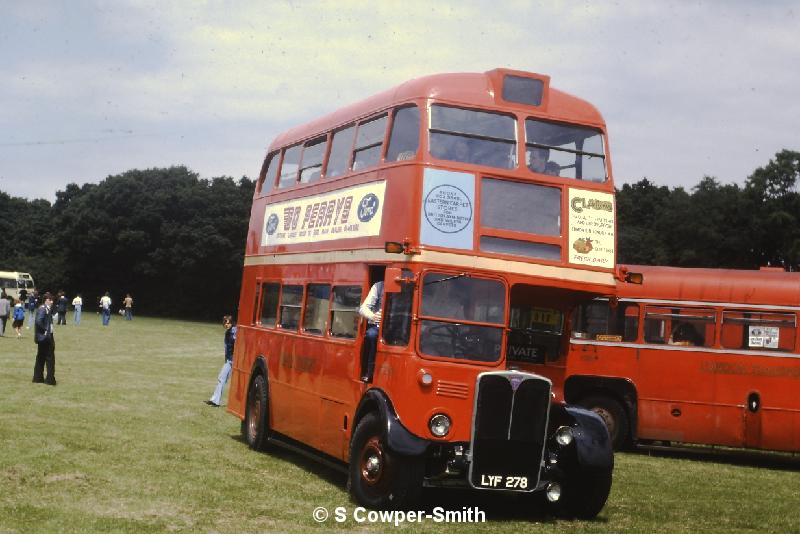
[550,404,614,471]
[353,388,429,457]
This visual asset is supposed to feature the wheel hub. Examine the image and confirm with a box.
[360,438,385,485]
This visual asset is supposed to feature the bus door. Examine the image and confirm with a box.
[637,306,718,445]
[506,285,573,395]
[369,268,415,389]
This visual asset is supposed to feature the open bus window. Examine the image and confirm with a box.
[277,145,301,188]
[508,303,564,364]
[386,105,420,162]
[303,284,330,335]
[721,311,796,351]
[279,285,303,330]
[383,269,415,346]
[571,300,639,342]
[429,105,516,169]
[326,125,355,178]
[525,119,606,182]
[352,114,387,171]
[330,285,361,339]
[644,306,715,347]
[299,136,327,184]
[419,272,505,362]
[260,283,280,327]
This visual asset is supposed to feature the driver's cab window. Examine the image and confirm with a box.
[508,304,564,364]
[383,268,415,346]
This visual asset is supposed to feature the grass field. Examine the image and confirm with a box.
[1,315,799,532]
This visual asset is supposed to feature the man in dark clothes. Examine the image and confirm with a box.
[33,292,57,386]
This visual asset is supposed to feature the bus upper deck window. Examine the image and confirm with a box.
[502,75,544,106]
[258,152,280,194]
[429,105,516,169]
[299,136,327,184]
[327,125,355,178]
[277,145,301,188]
[352,114,387,171]
[525,119,606,182]
[386,106,420,162]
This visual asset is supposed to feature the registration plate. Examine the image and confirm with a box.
[477,474,529,490]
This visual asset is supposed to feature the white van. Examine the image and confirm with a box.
[0,271,36,300]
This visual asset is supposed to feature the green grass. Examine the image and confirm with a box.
[1,316,799,532]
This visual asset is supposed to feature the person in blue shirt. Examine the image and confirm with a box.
[206,315,237,407]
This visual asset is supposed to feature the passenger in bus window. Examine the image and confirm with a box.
[669,322,703,346]
[527,147,559,176]
[358,281,384,381]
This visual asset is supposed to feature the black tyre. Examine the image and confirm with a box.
[245,374,270,451]
[555,467,613,519]
[578,395,630,450]
[348,413,423,510]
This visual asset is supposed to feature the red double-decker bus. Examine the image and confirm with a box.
[228,69,620,517]
[553,265,800,452]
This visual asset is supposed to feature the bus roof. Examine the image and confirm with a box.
[620,264,800,308]
[269,68,606,151]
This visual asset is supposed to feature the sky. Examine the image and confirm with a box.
[1,1,798,201]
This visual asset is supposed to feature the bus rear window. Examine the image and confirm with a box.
[429,105,516,169]
[525,119,606,182]
[721,311,796,352]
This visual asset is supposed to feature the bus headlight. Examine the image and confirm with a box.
[555,425,574,446]
[546,482,562,502]
[429,414,451,437]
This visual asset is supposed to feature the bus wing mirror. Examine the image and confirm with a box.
[383,268,415,293]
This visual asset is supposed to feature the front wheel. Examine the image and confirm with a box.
[245,374,270,451]
[578,395,630,450]
[348,413,423,510]
[553,467,613,519]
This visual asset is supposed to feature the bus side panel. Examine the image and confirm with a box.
[636,347,718,444]
[317,337,361,460]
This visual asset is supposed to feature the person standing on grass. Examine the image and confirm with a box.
[72,293,82,325]
[56,291,68,325]
[100,292,112,326]
[206,315,237,407]
[27,291,38,329]
[0,289,9,336]
[32,292,56,385]
[123,293,133,320]
[13,298,26,338]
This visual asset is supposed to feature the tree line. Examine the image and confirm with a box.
[1,150,798,319]
[1,167,254,319]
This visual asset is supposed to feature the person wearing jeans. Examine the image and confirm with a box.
[100,292,112,326]
[206,316,237,407]
[72,294,82,325]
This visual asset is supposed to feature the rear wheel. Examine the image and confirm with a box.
[245,374,270,450]
[348,413,423,510]
[578,395,630,450]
